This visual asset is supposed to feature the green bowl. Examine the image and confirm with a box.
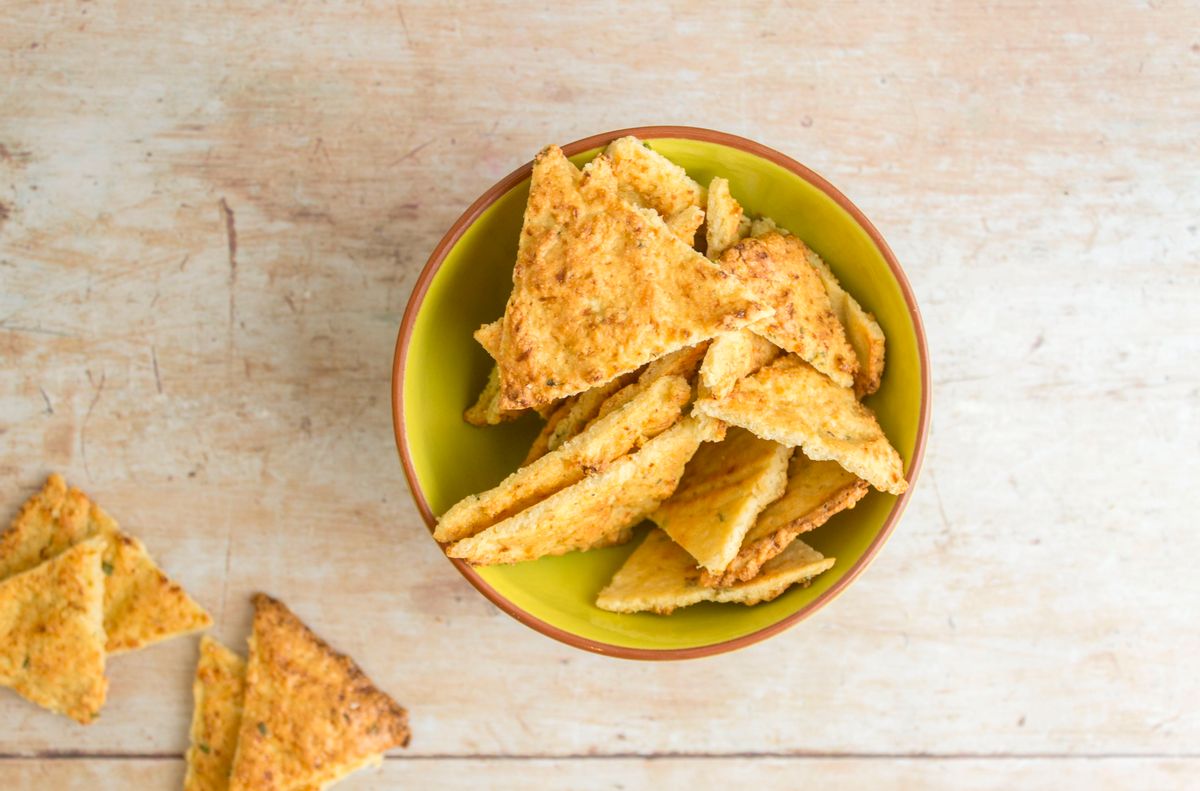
[392,127,930,660]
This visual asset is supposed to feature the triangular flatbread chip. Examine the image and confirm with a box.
[0,537,107,723]
[699,329,781,400]
[435,375,692,543]
[447,416,714,565]
[522,395,577,466]
[228,595,410,791]
[605,136,704,218]
[492,146,769,410]
[0,474,212,653]
[185,637,247,791]
[718,231,858,388]
[650,428,791,574]
[701,456,868,586]
[705,177,744,260]
[595,529,833,614]
[694,356,908,494]
[805,250,887,398]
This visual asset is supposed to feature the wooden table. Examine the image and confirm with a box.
[2,1,1196,788]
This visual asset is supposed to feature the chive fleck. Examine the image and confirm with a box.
[717,512,726,522]
[198,743,211,754]
[101,561,114,576]
[257,722,267,737]
[23,656,30,670]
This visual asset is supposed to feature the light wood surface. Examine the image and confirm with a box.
[1,1,1197,788]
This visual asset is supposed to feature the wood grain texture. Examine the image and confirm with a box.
[1,0,1198,787]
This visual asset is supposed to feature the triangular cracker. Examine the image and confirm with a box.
[595,529,833,614]
[699,329,781,400]
[492,146,768,410]
[650,428,791,574]
[522,395,578,466]
[0,474,212,653]
[447,416,714,565]
[228,594,410,791]
[805,250,887,398]
[185,637,247,791]
[705,177,744,260]
[701,456,868,586]
[694,356,908,494]
[0,537,107,723]
[435,375,692,543]
[718,232,858,388]
[474,320,502,360]
[605,136,704,218]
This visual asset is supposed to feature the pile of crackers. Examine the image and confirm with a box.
[443,137,908,614]
[0,474,211,723]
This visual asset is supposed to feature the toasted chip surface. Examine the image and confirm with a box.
[0,474,212,653]
[710,539,835,607]
[719,232,858,388]
[694,356,908,494]
[605,136,704,218]
[464,365,524,426]
[492,146,768,410]
[702,456,868,586]
[665,204,705,246]
[595,529,834,614]
[651,428,791,573]
[545,370,640,453]
[522,396,577,466]
[0,537,107,723]
[806,250,887,397]
[699,329,781,400]
[185,637,247,791]
[594,343,709,422]
[447,417,710,565]
[435,375,692,543]
[229,594,410,791]
[705,177,744,260]
[474,320,502,360]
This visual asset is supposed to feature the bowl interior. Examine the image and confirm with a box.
[400,135,925,654]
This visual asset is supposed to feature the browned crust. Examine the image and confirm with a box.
[700,478,868,587]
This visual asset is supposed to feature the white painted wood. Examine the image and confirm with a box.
[1,0,1197,786]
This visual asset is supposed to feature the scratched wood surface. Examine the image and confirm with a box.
[1,1,1197,788]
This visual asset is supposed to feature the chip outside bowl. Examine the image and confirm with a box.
[392,126,930,660]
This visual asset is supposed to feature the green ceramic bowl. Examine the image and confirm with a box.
[392,127,929,660]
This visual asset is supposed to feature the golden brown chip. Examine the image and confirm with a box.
[749,216,782,238]
[435,375,692,543]
[719,232,858,388]
[0,475,212,653]
[805,250,887,398]
[699,329,782,400]
[545,370,641,453]
[595,528,833,614]
[605,136,704,218]
[228,594,410,791]
[702,456,868,586]
[593,343,709,422]
[0,537,107,724]
[650,428,791,573]
[705,177,744,260]
[492,146,768,410]
[185,637,247,791]
[446,416,712,565]
[522,396,578,466]
[464,365,525,426]
[694,356,907,494]
[665,205,705,246]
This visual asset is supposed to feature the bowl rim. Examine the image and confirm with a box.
[392,125,931,661]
